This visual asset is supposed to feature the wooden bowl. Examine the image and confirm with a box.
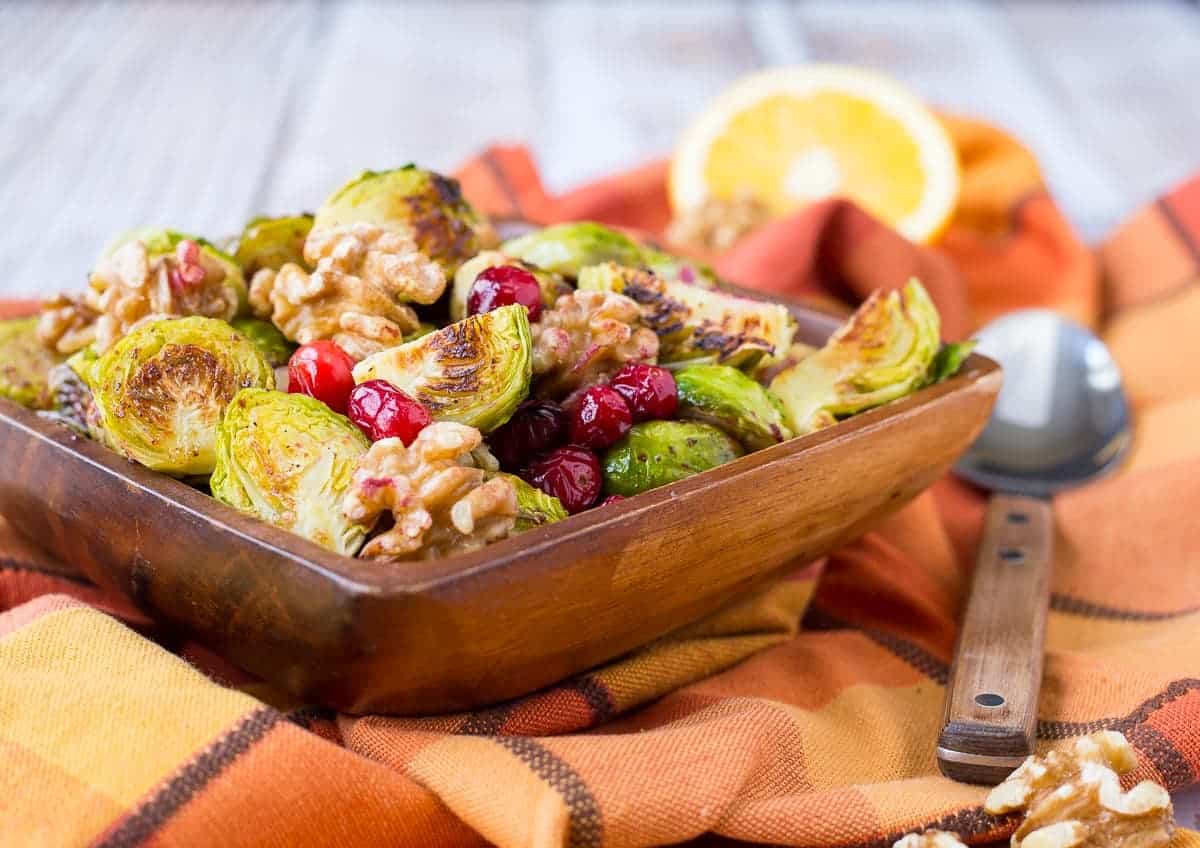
[0,295,1000,715]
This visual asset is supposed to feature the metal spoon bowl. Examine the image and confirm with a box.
[937,309,1132,784]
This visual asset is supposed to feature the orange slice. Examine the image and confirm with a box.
[670,65,959,243]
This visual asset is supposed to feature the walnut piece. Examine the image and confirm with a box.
[666,189,773,253]
[250,223,445,361]
[37,238,238,354]
[531,290,659,396]
[343,422,517,561]
[985,731,1173,848]
[893,831,967,848]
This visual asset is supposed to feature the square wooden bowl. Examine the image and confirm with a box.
[0,293,999,715]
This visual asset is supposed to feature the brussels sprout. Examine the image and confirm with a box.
[641,248,719,288]
[104,228,248,314]
[233,214,313,276]
[450,250,571,322]
[501,222,646,278]
[926,341,976,385]
[602,420,743,497]
[212,388,369,556]
[230,317,296,367]
[315,166,487,274]
[578,262,794,368]
[770,279,941,435]
[352,304,532,432]
[0,317,64,409]
[500,473,569,532]
[44,346,102,436]
[674,364,793,451]
[86,316,275,475]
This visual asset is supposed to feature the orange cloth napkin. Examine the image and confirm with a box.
[4,120,1200,847]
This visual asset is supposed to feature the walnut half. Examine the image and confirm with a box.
[985,731,1173,848]
[250,223,444,361]
[531,290,659,396]
[342,422,517,561]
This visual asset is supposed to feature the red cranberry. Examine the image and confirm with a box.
[569,385,632,449]
[522,446,602,514]
[467,265,542,321]
[487,400,568,470]
[609,363,678,421]
[348,380,431,444]
[288,340,356,414]
[600,495,626,506]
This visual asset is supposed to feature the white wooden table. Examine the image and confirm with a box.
[4,0,1200,824]
[3,0,1200,298]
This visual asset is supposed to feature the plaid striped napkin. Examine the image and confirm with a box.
[4,117,1200,847]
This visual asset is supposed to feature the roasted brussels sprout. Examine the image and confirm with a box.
[578,262,793,368]
[501,473,569,532]
[602,420,743,497]
[212,388,369,556]
[674,364,793,450]
[45,346,102,435]
[450,250,571,322]
[405,322,438,342]
[314,166,487,274]
[641,248,719,288]
[233,214,313,276]
[770,279,941,434]
[86,316,275,475]
[0,317,64,409]
[927,341,976,385]
[501,222,646,278]
[230,317,295,367]
[352,304,532,432]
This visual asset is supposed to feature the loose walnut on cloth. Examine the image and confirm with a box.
[37,238,238,354]
[984,731,1174,848]
[893,831,968,848]
[666,189,774,253]
[250,223,445,361]
[342,422,517,561]
[532,290,659,396]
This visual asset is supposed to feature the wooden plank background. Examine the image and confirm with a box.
[2,0,1200,824]
[3,0,1200,297]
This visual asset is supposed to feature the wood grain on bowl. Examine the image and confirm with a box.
[0,298,1000,715]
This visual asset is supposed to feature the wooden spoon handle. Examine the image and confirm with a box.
[937,492,1053,784]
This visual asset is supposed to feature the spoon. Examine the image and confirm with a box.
[936,309,1132,784]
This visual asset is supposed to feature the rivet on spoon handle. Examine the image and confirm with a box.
[937,492,1053,784]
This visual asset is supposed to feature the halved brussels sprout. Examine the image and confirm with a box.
[45,346,102,436]
[233,214,313,276]
[405,322,438,342]
[105,228,248,315]
[212,388,369,556]
[231,317,296,367]
[0,317,64,409]
[315,166,487,274]
[674,364,793,450]
[602,420,743,497]
[450,251,571,321]
[641,247,719,288]
[926,341,977,385]
[769,279,941,434]
[352,304,532,433]
[500,472,569,532]
[578,262,794,368]
[86,316,275,475]
[501,222,646,278]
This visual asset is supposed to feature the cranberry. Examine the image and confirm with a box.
[487,400,568,470]
[168,239,206,295]
[467,265,542,321]
[600,495,626,506]
[609,363,678,421]
[348,380,431,444]
[287,340,356,414]
[522,446,602,514]
[569,385,632,449]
